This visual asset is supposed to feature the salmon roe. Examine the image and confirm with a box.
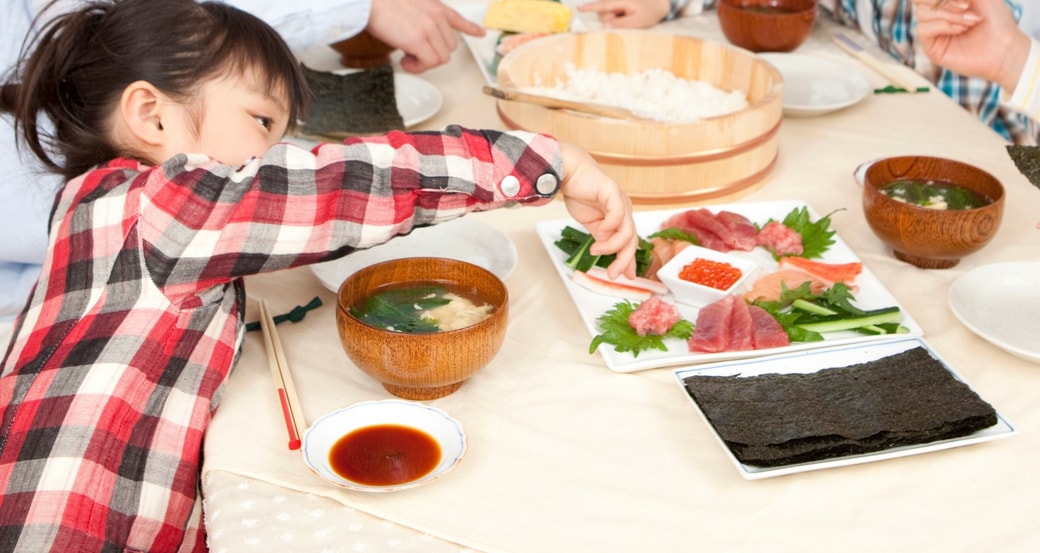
[678,258,742,290]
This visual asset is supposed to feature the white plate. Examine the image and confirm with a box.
[457,1,586,86]
[758,53,870,116]
[331,70,442,128]
[535,200,923,372]
[674,338,1015,480]
[302,400,467,492]
[949,262,1040,364]
[394,73,443,127]
[310,218,517,292]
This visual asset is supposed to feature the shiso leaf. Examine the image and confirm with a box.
[1006,145,1040,189]
[589,300,694,357]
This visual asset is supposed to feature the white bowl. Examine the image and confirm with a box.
[302,399,467,492]
[656,245,757,308]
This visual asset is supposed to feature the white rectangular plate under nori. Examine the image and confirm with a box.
[673,338,1015,480]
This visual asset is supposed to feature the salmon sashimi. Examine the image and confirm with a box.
[778,256,862,288]
[744,269,827,303]
[646,237,691,279]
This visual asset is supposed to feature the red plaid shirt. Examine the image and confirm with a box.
[0,127,560,552]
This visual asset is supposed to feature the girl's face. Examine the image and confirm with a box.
[165,70,291,166]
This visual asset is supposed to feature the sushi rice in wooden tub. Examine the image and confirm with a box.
[494,30,784,205]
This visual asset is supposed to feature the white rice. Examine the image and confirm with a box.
[522,65,749,122]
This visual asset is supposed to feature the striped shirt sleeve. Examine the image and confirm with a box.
[1006,38,1040,122]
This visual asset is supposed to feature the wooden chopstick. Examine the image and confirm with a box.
[832,33,923,92]
[257,299,307,451]
[482,85,651,120]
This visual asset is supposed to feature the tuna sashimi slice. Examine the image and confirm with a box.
[716,211,759,251]
[688,295,735,353]
[748,305,790,349]
[727,296,755,352]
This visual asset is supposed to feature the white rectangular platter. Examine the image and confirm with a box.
[673,338,1016,479]
[534,200,924,372]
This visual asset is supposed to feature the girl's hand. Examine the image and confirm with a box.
[557,142,639,280]
[578,0,672,29]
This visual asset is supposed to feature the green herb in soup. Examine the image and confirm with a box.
[351,283,493,333]
[880,179,990,210]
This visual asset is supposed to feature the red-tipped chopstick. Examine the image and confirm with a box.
[258,299,306,450]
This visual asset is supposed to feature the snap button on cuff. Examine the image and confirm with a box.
[500,175,521,197]
[536,173,559,196]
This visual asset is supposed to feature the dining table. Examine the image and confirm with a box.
[200,3,1040,552]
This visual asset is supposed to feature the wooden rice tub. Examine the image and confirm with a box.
[494,31,784,205]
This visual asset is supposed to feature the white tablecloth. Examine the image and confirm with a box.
[201,5,1040,553]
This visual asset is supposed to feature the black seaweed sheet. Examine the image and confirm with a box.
[301,64,405,136]
[1006,145,1040,190]
[684,347,998,467]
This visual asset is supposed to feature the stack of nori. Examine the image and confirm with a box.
[684,347,998,467]
[301,64,405,136]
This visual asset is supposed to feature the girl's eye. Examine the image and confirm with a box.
[254,116,273,130]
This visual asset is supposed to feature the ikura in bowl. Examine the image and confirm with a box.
[862,156,1005,269]
[302,400,467,493]
[335,257,508,400]
[656,245,758,307]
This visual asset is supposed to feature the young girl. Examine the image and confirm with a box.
[0,1,637,551]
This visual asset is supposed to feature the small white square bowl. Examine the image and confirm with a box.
[656,245,758,308]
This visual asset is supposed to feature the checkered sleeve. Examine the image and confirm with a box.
[141,126,562,299]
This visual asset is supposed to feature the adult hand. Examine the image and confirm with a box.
[558,143,638,280]
[911,0,1030,90]
[578,0,672,29]
[366,0,485,73]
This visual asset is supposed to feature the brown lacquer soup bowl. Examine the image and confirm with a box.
[717,0,818,53]
[862,156,1005,269]
[336,257,508,400]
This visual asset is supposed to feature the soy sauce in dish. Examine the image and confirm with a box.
[880,179,990,210]
[329,424,442,486]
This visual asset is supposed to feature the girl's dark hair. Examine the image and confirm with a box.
[0,0,311,181]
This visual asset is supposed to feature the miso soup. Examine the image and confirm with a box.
[351,282,493,333]
[880,179,990,210]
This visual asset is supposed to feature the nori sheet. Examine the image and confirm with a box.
[1006,145,1040,190]
[301,64,405,136]
[684,346,998,467]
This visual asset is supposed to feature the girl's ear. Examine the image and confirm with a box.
[119,80,169,147]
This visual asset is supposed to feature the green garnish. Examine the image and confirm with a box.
[647,227,699,245]
[753,282,907,342]
[554,225,654,276]
[349,285,449,333]
[589,301,694,357]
